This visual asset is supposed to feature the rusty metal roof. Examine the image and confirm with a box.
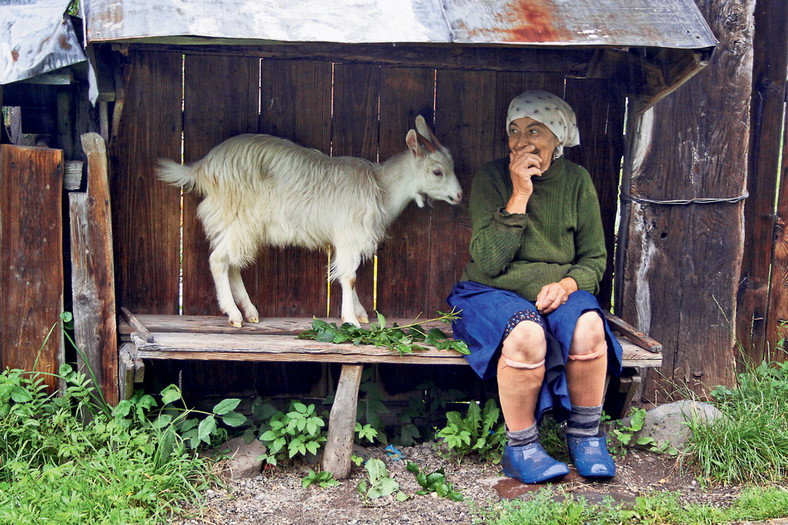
[82,0,717,50]
[0,0,86,85]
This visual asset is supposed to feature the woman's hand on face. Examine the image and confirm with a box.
[535,278,578,315]
[506,144,543,213]
[509,144,543,198]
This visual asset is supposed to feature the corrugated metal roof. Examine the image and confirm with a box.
[0,0,86,85]
[83,0,717,49]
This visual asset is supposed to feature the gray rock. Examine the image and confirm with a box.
[215,436,268,480]
[632,400,723,450]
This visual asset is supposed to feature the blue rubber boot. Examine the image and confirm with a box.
[566,434,616,479]
[502,442,569,484]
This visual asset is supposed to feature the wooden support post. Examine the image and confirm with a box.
[69,133,119,405]
[321,364,364,479]
[618,374,642,419]
[118,343,135,401]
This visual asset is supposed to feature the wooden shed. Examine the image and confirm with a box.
[2,0,721,411]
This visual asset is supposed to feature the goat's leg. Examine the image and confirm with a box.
[229,266,259,323]
[333,247,363,327]
[209,251,244,327]
[351,286,369,324]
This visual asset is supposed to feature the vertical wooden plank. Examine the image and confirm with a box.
[373,67,437,318]
[738,0,788,362]
[258,59,332,318]
[182,54,260,316]
[765,107,788,363]
[432,69,498,315]
[620,0,753,398]
[330,63,381,319]
[565,78,626,309]
[69,133,119,406]
[110,51,182,314]
[0,145,64,393]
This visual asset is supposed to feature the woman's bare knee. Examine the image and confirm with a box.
[502,320,546,365]
[569,311,606,359]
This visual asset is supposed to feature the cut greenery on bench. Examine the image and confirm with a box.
[297,310,470,356]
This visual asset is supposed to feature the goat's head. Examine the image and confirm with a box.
[405,116,463,208]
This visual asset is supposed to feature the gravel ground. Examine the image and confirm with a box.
[171,439,778,525]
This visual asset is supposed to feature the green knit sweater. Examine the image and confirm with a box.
[462,156,607,301]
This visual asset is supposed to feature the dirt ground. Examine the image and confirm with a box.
[173,437,782,525]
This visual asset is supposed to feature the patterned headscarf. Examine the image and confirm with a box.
[506,90,580,159]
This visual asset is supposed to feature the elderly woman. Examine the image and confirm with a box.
[448,90,622,484]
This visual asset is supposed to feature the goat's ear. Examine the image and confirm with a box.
[406,129,425,158]
[414,115,444,149]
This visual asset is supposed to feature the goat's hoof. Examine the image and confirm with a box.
[246,316,259,324]
[228,319,243,328]
[357,315,369,324]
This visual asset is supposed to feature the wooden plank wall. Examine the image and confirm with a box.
[737,0,788,364]
[0,145,64,393]
[110,49,625,397]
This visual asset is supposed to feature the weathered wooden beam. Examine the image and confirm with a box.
[69,133,119,405]
[119,42,593,76]
[618,0,753,399]
[120,306,154,342]
[0,145,64,393]
[603,311,662,353]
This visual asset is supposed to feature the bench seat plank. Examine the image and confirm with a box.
[131,332,470,365]
[121,314,662,368]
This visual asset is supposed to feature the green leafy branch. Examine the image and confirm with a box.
[298,310,470,357]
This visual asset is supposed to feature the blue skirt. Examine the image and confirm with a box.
[447,280,623,422]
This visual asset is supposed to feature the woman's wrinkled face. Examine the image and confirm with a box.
[508,117,560,172]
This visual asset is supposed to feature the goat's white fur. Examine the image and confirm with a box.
[157,116,462,327]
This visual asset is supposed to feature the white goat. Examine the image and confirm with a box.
[157,116,462,327]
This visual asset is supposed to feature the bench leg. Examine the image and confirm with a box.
[618,372,642,419]
[322,364,363,479]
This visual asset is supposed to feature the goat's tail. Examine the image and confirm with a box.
[156,159,198,193]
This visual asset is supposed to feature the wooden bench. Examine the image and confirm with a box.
[118,309,661,479]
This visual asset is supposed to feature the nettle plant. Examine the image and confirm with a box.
[436,398,506,464]
[256,400,328,466]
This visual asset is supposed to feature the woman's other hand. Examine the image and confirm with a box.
[535,278,578,314]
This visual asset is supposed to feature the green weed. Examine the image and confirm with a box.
[256,400,327,467]
[684,359,788,485]
[406,461,463,501]
[0,364,235,524]
[471,485,788,524]
[436,398,506,464]
[356,458,406,504]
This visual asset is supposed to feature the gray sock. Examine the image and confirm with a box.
[506,422,539,447]
[566,404,603,437]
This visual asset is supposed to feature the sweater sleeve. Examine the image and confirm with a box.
[467,161,526,277]
[565,175,607,294]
